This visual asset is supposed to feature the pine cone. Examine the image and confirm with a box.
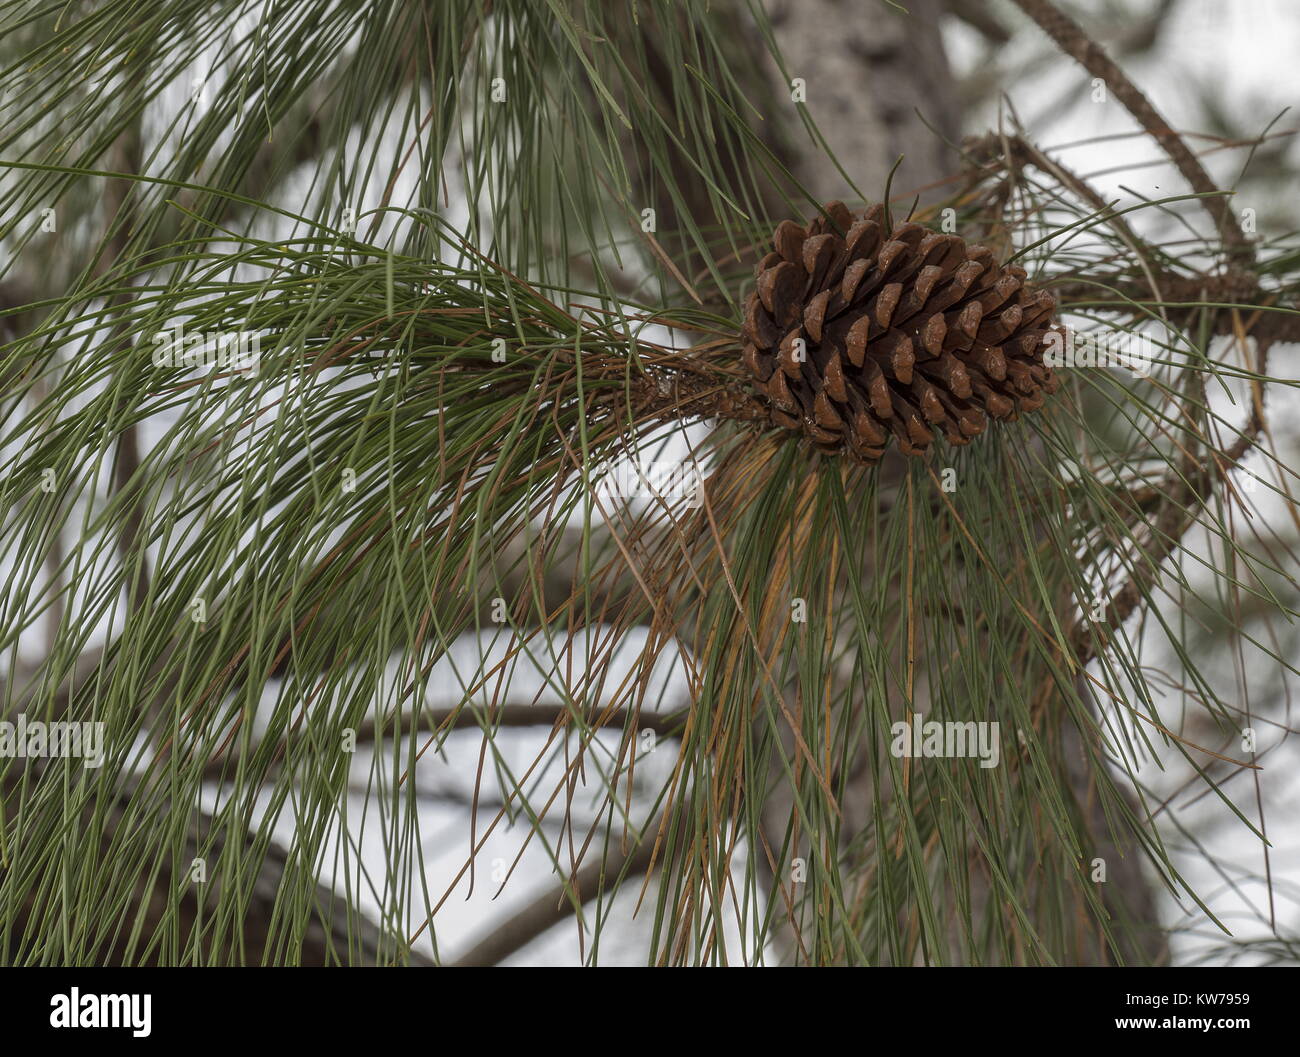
[741,201,1061,462]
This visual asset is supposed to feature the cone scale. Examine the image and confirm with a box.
[741,201,1061,462]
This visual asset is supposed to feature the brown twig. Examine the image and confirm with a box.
[1051,274,1296,341]
[1010,0,1250,258]
[1004,0,1273,666]
[202,701,689,782]
[450,814,663,966]
[1070,336,1273,665]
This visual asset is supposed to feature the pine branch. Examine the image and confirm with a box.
[1009,0,1251,257]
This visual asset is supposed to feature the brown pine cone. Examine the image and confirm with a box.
[741,201,1061,462]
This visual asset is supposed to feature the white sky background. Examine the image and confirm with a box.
[947,0,1300,964]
